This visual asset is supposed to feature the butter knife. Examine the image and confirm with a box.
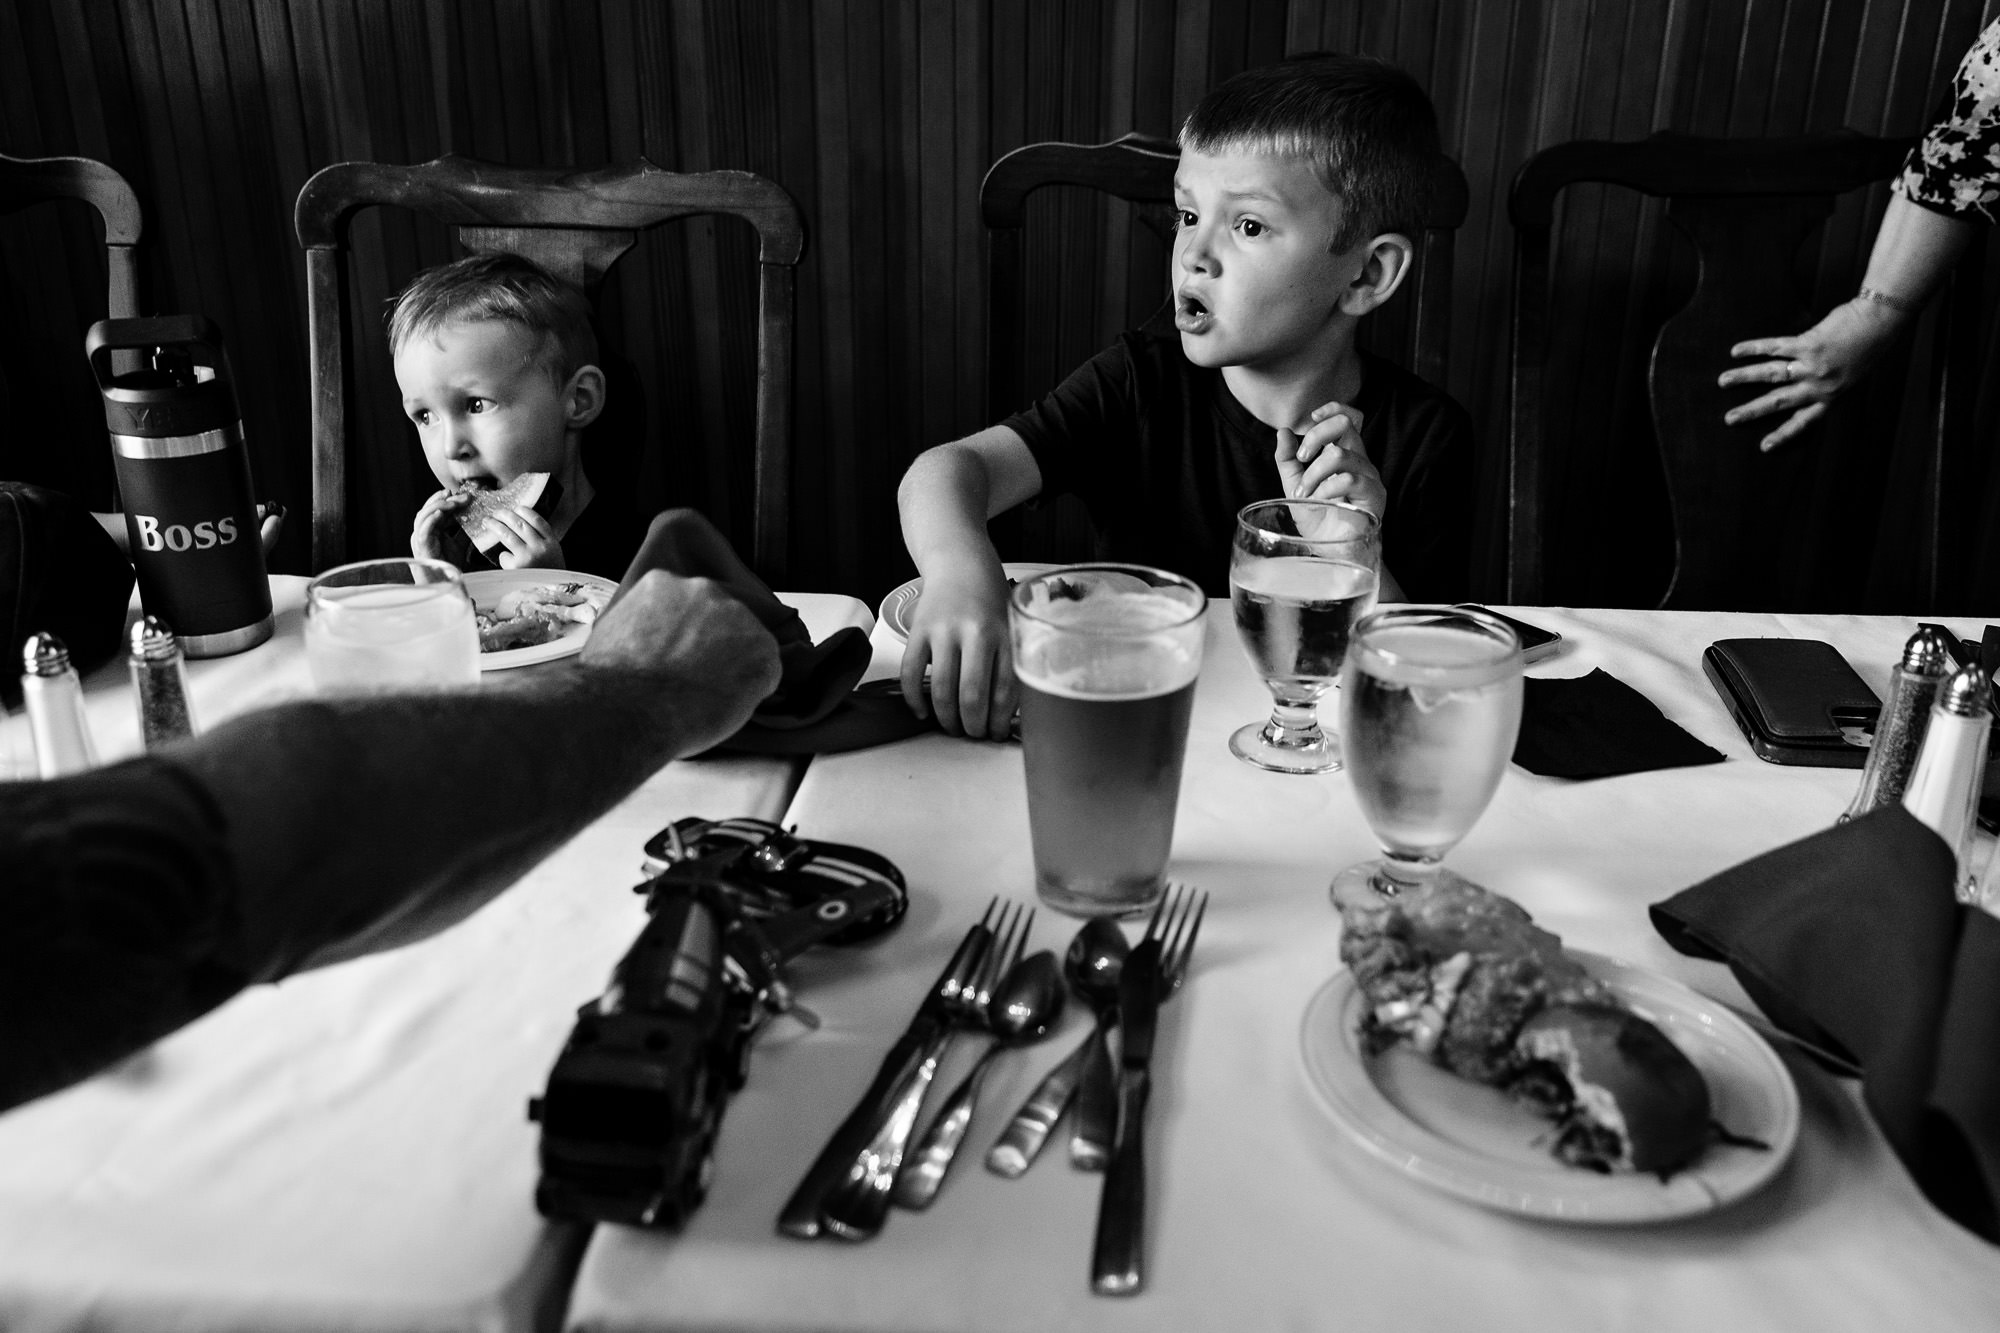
[986,1033,1091,1178]
[1090,937,1161,1295]
[776,919,988,1239]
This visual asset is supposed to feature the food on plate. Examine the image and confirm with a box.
[437,472,564,569]
[1336,877,1746,1178]
[474,580,609,653]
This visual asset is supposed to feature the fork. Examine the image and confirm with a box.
[778,899,997,1239]
[891,909,1037,1207]
[818,901,1029,1240]
[1091,883,1207,1297]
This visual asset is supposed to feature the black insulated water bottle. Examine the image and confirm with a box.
[85,315,272,657]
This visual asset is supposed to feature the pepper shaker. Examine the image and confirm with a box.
[21,632,99,778]
[1900,663,1992,901]
[129,614,197,748]
[1842,625,1957,821]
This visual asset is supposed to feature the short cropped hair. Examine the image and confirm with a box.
[1180,53,1443,253]
[386,252,598,383]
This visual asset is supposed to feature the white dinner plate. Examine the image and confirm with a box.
[462,569,617,671]
[1299,949,1799,1224]
[876,563,1061,642]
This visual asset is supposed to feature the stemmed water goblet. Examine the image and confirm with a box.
[1330,605,1524,908]
[1227,499,1380,774]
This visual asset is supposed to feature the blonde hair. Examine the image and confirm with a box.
[387,252,598,382]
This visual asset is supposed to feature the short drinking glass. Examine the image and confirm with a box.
[1331,605,1523,907]
[305,557,480,695]
[1228,499,1380,774]
[1011,564,1206,918]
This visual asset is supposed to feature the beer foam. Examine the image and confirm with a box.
[1016,645,1199,701]
[1022,585,1197,632]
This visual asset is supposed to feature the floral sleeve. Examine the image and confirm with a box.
[1895,18,2000,223]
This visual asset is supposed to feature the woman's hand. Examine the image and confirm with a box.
[1719,298,1907,452]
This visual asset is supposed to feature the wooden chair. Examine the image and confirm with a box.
[1505,130,1984,610]
[981,132,1472,421]
[0,153,142,319]
[294,155,805,578]
[0,153,144,502]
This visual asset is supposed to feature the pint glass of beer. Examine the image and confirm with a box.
[1010,565,1206,917]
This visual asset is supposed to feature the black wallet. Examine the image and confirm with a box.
[1702,638,1881,768]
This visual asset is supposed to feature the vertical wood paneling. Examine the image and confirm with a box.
[2,0,1997,605]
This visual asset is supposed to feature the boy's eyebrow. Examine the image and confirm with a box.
[1172,175,1293,208]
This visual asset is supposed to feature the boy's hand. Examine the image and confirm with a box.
[1274,402,1386,521]
[900,564,1016,739]
[411,488,470,560]
[479,501,563,570]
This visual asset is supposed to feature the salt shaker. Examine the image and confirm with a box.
[1900,663,1992,901]
[129,614,197,748]
[21,632,99,778]
[1842,625,1957,821]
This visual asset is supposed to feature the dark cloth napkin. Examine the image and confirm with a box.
[1512,668,1725,779]
[0,482,134,710]
[1651,804,2000,1243]
[611,510,927,755]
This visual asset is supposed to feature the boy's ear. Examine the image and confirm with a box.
[1339,232,1415,316]
[563,364,607,429]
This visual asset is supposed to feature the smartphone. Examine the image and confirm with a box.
[1455,605,1562,664]
[1702,638,1880,768]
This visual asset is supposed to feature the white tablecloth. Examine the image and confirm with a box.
[0,580,873,1333]
[567,606,2000,1333]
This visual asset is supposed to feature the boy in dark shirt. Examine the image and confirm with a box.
[897,53,1475,736]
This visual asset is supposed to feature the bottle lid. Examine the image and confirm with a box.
[22,631,72,677]
[129,614,181,663]
[1936,663,1993,719]
[1904,626,1958,676]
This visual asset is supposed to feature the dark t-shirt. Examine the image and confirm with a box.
[1001,330,1475,599]
[558,495,652,580]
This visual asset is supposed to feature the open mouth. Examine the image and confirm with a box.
[1174,292,1213,333]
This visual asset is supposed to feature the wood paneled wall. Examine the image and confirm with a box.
[3,0,1995,608]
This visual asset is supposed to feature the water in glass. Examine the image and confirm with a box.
[1334,607,1523,903]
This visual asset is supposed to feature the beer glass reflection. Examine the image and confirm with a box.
[305,557,480,696]
[1331,606,1523,908]
[1228,500,1380,774]
[1010,565,1206,917]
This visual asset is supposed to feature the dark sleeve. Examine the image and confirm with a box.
[1369,381,1477,603]
[999,338,1144,508]
[1893,19,2000,224]
[0,761,246,1112]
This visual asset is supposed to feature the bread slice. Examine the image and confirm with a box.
[435,472,563,570]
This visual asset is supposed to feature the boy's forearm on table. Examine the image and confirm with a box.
[899,446,1007,579]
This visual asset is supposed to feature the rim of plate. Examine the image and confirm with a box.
[877,562,1061,642]
[1298,949,1800,1224]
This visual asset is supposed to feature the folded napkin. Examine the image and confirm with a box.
[1651,804,2000,1242]
[1513,668,1725,779]
[611,511,924,755]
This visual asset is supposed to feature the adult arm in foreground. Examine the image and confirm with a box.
[0,515,781,1112]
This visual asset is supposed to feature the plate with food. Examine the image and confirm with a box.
[462,569,616,670]
[877,564,1062,642]
[1303,878,1798,1223]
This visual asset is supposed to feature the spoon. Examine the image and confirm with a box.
[1066,917,1130,1170]
[892,950,1066,1208]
